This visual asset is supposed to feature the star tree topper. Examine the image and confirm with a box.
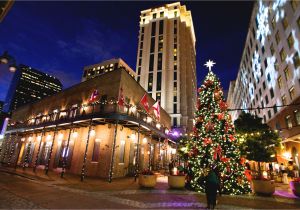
[204,59,216,71]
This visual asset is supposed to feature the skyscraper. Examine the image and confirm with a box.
[136,2,197,132]
[227,1,300,164]
[3,64,62,113]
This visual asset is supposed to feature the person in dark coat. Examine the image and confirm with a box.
[205,167,221,209]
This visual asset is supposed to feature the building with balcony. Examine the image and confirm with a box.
[81,58,136,82]
[3,64,63,113]
[227,0,300,166]
[135,2,197,132]
[0,68,173,180]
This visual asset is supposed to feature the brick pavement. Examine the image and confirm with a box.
[0,166,300,209]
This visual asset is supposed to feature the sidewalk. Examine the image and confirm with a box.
[1,166,299,205]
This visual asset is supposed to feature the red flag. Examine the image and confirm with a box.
[140,93,150,112]
[118,87,125,106]
[89,89,99,102]
[152,100,160,120]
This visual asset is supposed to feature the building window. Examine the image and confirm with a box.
[153,13,156,19]
[293,52,300,68]
[157,53,162,70]
[259,88,262,96]
[160,11,164,17]
[119,140,126,163]
[174,11,177,17]
[148,73,153,92]
[156,92,161,101]
[270,44,275,55]
[174,71,177,81]
[149,54,154,71]
[268,110,271,119]
[265,95,269,104]
[173,92,177,102]
[270,88,274,98]
[137,76,140,83]
[284,66,290,80]
[263,81,266,90]
[173,82,177,91]
[92,140,101,162]
[294,110,300,125]
[271,17,276,29]
[158,36,163,52]
[150,37,155,53]
[282,95,287,105]
[285,115,293,129]
[287,33,294,48]
[156,72,162,91]
[289,86,295,100]
[159,20,164,35]
[173,117,177,126]
[273,105,277,114]
[280,48,287,61]
[173,104,177,113]
[291,0,299,11]
[275,31,280,44]
[298,16,300,30]
[282,15,289,30]
[278,76,282,88]
[151,21,156,36]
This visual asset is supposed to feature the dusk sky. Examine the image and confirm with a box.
[0,1,253,101]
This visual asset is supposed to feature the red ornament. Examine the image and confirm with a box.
[217,113,224,121]
[213,145,222,160]
[205,122,214,132]
[198,87,203,92]
[204,79,213,87]
[229,134,235,142]
[219,100,228,111]
[240,157,246,165]
[214,89,222,101]
[203,137,212,146]
[221,157,230,162]
[197,100,201,109]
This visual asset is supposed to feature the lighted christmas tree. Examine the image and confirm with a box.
[182,60,251,195]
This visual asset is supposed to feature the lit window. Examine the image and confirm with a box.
[293,52,300,68]
[282,95,287,105]
[287,33,294,48]
[278,76,282,89]
[284,66,290,80]
[285,115,293,129]
[282,15,289,30]
[92,140,101,162]
[289,86,295,100]
[119,140,126,163]
[280,48,287,61]
[275,31,280,44]
[294,110,300,125]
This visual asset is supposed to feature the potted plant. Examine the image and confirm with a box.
[235,112,280,195]
[168,165,186,189]
[138,169,157,188]
[290,178,300,197]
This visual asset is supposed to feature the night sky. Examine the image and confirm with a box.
[0,1,253,101]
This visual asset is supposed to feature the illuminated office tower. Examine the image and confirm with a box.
[227,1,300,162]
[3,64,62,112]
[136,2,197,132]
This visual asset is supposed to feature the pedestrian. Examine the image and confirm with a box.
[168,161,174,175]
[205,166,221,209]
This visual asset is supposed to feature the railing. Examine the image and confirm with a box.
[8,102,167,134]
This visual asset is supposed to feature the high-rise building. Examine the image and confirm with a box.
[3,64,62,112]
[227,0,300,163]
[0,101,3,113]
[136,2,197,132]
[82,58,136,82]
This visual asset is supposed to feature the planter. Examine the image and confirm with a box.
[252,179,275,195]
[138,174,157,188]
[168,175,186,189]
[290,181,300,197]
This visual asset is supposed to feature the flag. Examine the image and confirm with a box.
[89,89,99,102]
[152,100,160,120]
[118,87,125,106]
[140,93,150,112]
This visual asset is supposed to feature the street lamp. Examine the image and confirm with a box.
[0,51,17,72]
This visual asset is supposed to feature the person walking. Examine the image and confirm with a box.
[205,167,221,209]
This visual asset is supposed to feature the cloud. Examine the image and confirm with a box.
[56,18,122,62]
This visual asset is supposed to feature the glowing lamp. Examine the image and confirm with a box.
[146,117,152,123]
[120,140,125,145]
[37,136,42,141]
[58,133,64,140]
[142,137,147,144]
[131,133,136,142]
[28,136,32,142]
[95,138,101,143]
[57,139,62,145]
[90,129,96,136]
[131,106,136,112]
[46,134,51,140]
[156,123,161,129]
[262,171,268,179]
[21,138,25,142]
[72,131,78,138]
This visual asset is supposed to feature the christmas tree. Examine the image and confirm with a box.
[181,60,251,195]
